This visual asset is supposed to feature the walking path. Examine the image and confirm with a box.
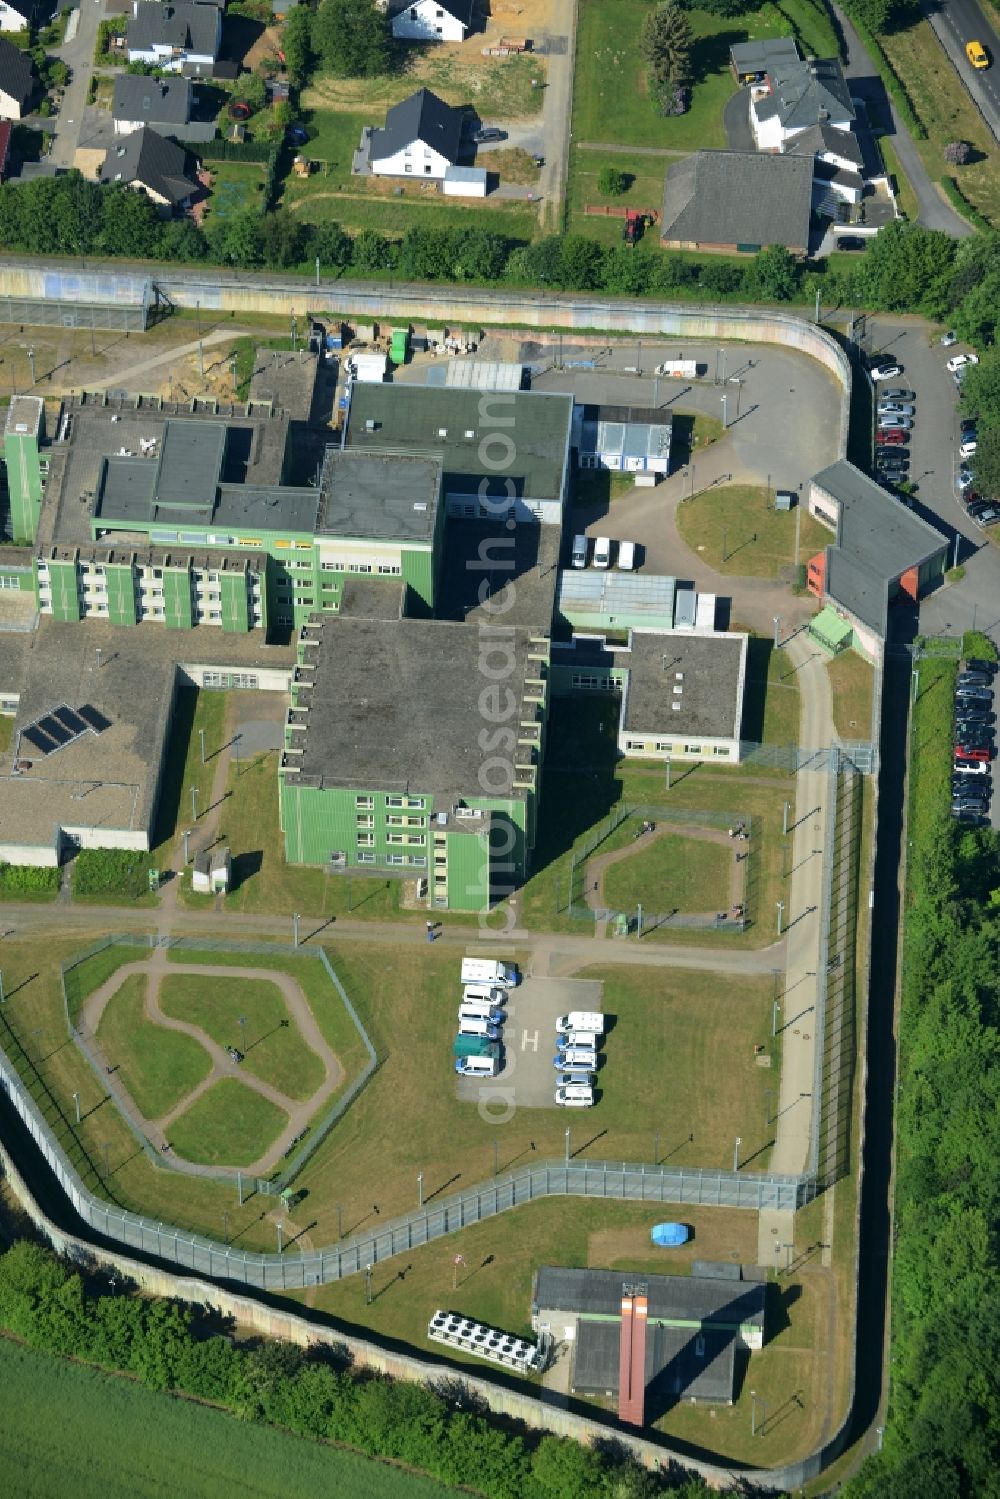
[81,956,343,1177]
[758,628,836,1266]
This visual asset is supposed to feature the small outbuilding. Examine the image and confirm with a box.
[192,845,231,893]
[442,165,487,197]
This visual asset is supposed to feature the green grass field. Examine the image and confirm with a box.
[0,1337,455,1499]
[159,972,325,1102]
[203,160,266,222]
[743,640,802,748]
[602,830,735,914]
[826,649,874,740]
[303,49,544,121]
[167,1076,289,1167]
[676,485,830,578]
[95,972,212,1120]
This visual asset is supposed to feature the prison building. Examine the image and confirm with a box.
[279,614,551,911]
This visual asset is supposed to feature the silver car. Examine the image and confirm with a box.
[878,402,915,417]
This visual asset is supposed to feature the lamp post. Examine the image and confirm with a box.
[733,1135,741,1172]
[564,1127,571,1165]
[183,829,191,865]
[417,1172,424,1208]
[191,785,199,821]
[365,1263,374,1304]
[199,727,206,764]
[751,1389,758,1437]
[27,346,35,386]
[73,1091,81,1125]
[293,912,301,948]
[777,900,785,936]
[772,998,780,1037]
[773,614,781,649]
[238,1014,247,1056]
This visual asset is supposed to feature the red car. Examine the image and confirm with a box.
[954,746,992,762]
[876,428,906,445]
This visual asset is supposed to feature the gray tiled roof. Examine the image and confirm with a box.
[128,1,220,57]
[113,75,193,126]
[786,123,864,167]
[661,150,813,249]
[0,36,36,111]
[370,87,463,165]
[730,36,799,76]
[388,0,474,20]
[755,57,855,131]
[100,127,197,206]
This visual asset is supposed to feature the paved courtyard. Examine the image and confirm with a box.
[456,975,604,1109]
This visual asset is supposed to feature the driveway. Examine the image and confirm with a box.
[723,88,755,153]
[48,0,107,170]
[831,3,972,237]
[455,976,605,1110]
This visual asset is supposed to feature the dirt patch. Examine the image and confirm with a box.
[243,20,285,71]
[489,145,541,184]
[73,148,104,180]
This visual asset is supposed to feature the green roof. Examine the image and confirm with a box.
[345,384,572,503]
[809,605,853,649]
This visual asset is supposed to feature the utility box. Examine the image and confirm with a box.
[774,490,796,511]
[390,328,409,366]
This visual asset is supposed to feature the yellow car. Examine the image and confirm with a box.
[967,39,990,69]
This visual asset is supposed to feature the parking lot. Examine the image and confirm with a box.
[455,976,605,1110]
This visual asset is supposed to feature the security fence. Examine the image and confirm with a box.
[0,1044,815,1291]
[59,934,377,1194]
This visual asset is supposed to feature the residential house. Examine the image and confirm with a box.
[388,0,474,43]
[729,36,799,85]
[0,118,10,180]
[750,56,855,152]
[127,0,222,76]
[660,150,814,254]
[369,86,463,179]
[112,75,216,144]
[0,35,36,119]
[0,0,53,33]
[100,127,200,213]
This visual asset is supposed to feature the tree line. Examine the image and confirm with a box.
[0,1238,723,1498]
[844,638,1000,1498]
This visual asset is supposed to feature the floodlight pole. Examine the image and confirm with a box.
[772,999,780,1037]
[183,829,191,865]
[199,727,206,764]
[365,1263,373,1304]
[0,969,4,1004]
[493,1139,499,1177]
[336,1203,343,1239]
[417,1171,424,1208]
[777,900,785,935]
[636,902,643,938]
[782,800,790,836]
[721,392,728,429]
[721,526,728,563]
[564,1127,571,1165]
[191,785,199,821]
[733,1135,741,1172]
[315,256,320,290]
[773,614,781,649]
[276,1221,283,1256]
[238,1014,247,1055]
[751,1389,758,1437]
[222,1209,229,1244]
[237,1171,243,1206]
[27,346,35,385]
[293,912,301,948]
[73,1091,80,1125]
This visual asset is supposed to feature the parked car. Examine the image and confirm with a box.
[555,1085,594,1108]
[966,659,998,675]
[877,427,907,445]
[592,536,611,569]
[836,236,865,251]
[954,746,992,762]
[956,708,995,726]
[974,507,1000,527]
[958,670,992,687]
[947,352,980,374]
[941,331,958,347]
[553,1047,599,1070]
[555,1069,596,1087]
[871,361,904,380]
[876,444,910,459]
[960,438,978,459]
[473,126,506,143]
[954,756,991,775]
[960,417,978,433]
[878,415,912,431]
[957,469,975,490]
[956,686,994,703]
[878,402,915,417]
[880,388,915,402]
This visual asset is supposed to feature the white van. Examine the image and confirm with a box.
[556,1011,605,1035]
[592,536,611,569]
[455,1054,499,1077]
[461,958,519,988]
[571,534,588,568]
[459,1001,505,1025]
[555,1084,594,1107]
[458,1017,501,1039]
[617,540,636,571]
[554,1046,598,1070]
[556,1030,598,1050]
[463,983,505,1006]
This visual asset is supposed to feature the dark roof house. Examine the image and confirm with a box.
[127,1,221,63]
[754,57,855,136]
[112,75,216,143]
[785,122,864,168]
[661,150,814,253]
[370,86,463,167]
[730,35,799,81]
[0,36,38,119]
[100,127,199,209]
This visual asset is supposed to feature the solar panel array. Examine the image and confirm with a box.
[20,703,110,758]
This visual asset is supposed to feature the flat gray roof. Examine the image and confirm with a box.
[557,572,677,621]
[437,519,561,629]
[248,348,319,420]
[812,460,948,575]
[4,395,44,441]
[623,630,748,741]
[318,450,441,542]
[571,1317,737,1405]
[345,384,572,503]
[824,548,889,637]
[535,1265,766,1329]
[288,615,542,801]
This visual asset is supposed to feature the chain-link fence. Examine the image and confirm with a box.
[59,934,377,1194]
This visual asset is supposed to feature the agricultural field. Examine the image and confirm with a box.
[0,1338,454,1499]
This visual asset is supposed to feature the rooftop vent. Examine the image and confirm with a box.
[464,429,475,438]
[413,501,427,511]
[437,428,448,438]
[671,701,681,711]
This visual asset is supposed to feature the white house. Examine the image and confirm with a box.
[0,34,36,119]
[389,0,473,43]
[369,86,463,180]
[750,57,854,153]
[127,0,221,75]
[0,0,53,34]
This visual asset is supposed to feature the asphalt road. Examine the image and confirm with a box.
[832,3,972,237]
[925,0,1000,145]
[48,0,106,171]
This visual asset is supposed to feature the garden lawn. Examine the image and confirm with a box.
[95,972,212,1119]
[0,716,11,754]
[0,1338,456,1499]
[826,649,874,740]
[676,485,829,578]
[203,160,266,223]
[159,972,325,1102]
[167,1077,289,1168]
[571,0,835,152]
[879,17,1000,228]
[602,830,734,914]
[567,148,677,244]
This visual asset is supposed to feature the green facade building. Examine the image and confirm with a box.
[279,615,551,912]
[36,544,267,631]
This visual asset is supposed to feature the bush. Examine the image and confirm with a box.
[71,849,153,900]
[943,140,971,166]
[0,863,60,894]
